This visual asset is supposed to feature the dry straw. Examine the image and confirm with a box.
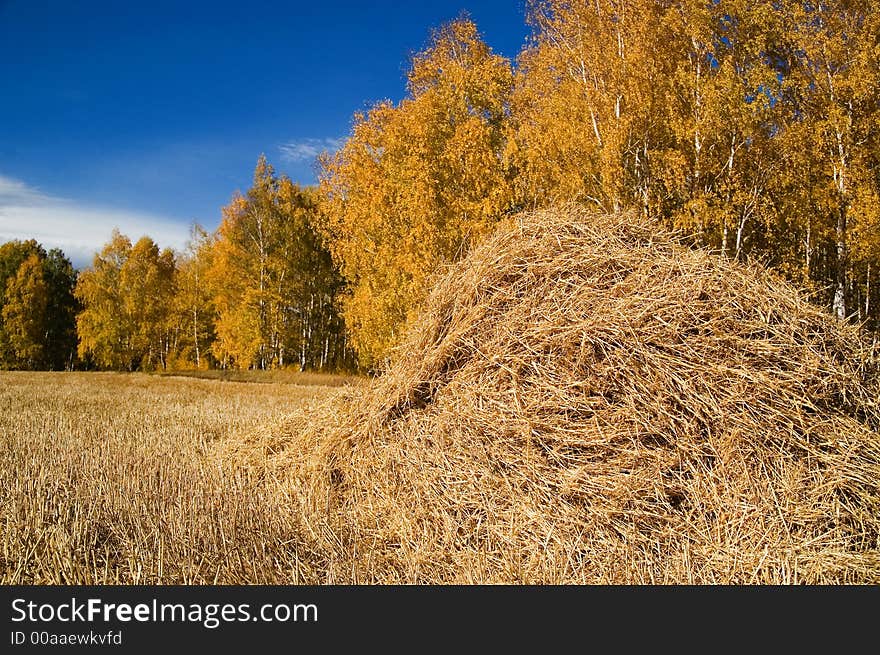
[240,207,880,583]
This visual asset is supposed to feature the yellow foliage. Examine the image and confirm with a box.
[1,254,48,368]
[75,231,175,371]
[318,18,515,368]
[209,156,350,370]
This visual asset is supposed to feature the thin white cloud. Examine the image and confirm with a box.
[279,137,345,163]
[0,175,47,205]
[0,174,191,269]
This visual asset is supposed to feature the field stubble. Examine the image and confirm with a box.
[5,211,880,585]
[0,372,339,584]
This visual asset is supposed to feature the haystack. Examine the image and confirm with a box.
[245,208,880,583]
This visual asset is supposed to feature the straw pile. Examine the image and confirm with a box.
[250,208,880,583]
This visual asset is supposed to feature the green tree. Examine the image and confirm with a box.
[42,249,79,369]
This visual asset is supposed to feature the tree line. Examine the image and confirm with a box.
[2,1,877,372]
[320,0,879,367]
[0,159,353,372]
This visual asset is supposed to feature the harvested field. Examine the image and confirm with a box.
[246,208,880,583]
[0,372,339,584]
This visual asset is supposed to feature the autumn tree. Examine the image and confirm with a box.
[122,236,176,368]
[512,0,782,252]
[75,231,130,369]
[75,230,175,370]
[773,0,880,320]
[0,240,43,367]
[210,156,350,370]
[510,0,879,330]
[510,0,679,215]
[0,240,78,370]
[658,1,787,258]
[318,17,515,367]
[170,225,215,369]
[1,254,48,368]
[274,183,351,371]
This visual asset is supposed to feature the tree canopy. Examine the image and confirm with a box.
[318,18,515,367]
[5,3,879,372]
[0,240,77,370]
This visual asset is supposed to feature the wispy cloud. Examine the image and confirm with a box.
[0,174,192,269]
[0,175,47,205]
[278,138,345,163]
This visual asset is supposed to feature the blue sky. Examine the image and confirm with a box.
[0,0,528,267]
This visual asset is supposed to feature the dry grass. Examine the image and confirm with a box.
[6,208,880,585]
[0,372,337,584]
[154,368,358,386]
[252,208,880,584]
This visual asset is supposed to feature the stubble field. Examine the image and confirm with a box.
[0,372,339,584]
